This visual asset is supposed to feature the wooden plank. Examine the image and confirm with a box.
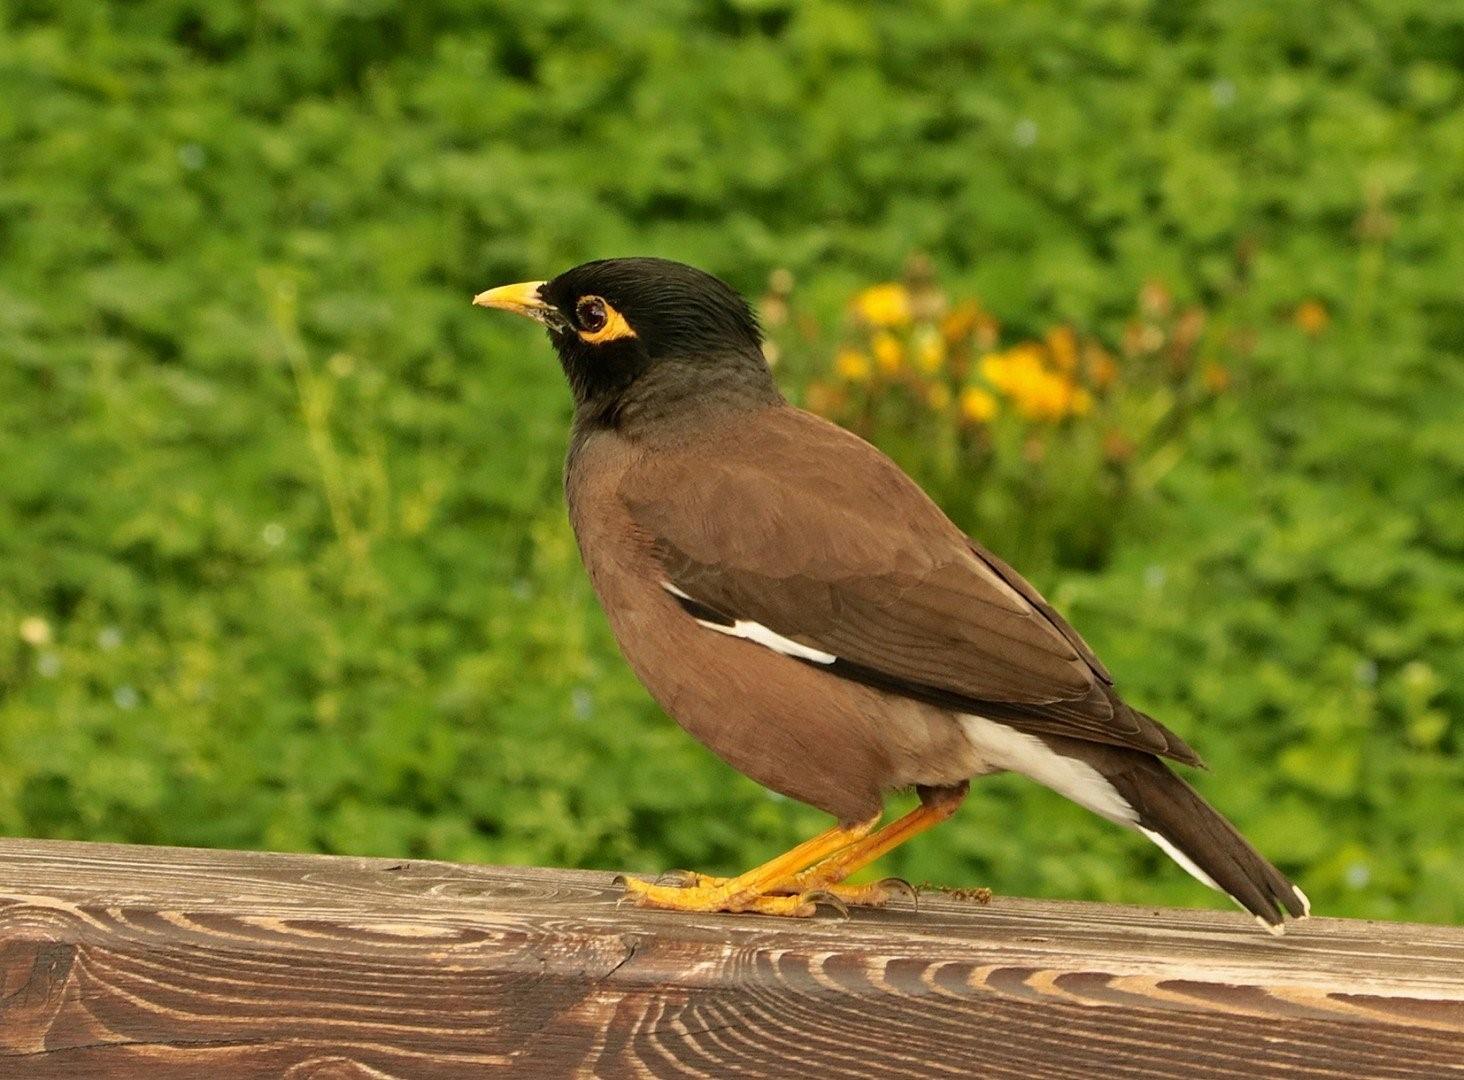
[0,838,1460,1078]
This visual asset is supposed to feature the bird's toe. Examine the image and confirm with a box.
[653,869,727,889]
[772,876,917,910]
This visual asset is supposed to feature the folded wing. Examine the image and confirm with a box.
[624,408,1200,766]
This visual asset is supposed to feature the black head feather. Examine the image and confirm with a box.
[537,258,779,429]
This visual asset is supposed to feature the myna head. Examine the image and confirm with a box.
[475,257,779,426]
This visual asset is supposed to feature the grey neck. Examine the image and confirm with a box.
[575,351,783,442]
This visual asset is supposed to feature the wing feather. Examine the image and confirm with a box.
[626,408,1200,765]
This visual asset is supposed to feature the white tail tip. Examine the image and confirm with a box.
[1293,884,1312,919]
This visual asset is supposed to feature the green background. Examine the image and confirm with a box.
[1,0,1460,924]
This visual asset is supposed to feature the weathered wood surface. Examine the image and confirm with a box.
[0,839,1460,1079]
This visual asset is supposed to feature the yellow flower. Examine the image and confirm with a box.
[940,300,979,343]
[1046,326,1079,372]
[960,387,998,423]
[1295,300,1330,337]
[852,283,911,328]
[977,351,1005,386]
[1007,342,1046,371]
[1008,381,1051,420]
[942,300,1001,349]
[1008,366,1079,421]
[979,344,1043,395]
[976,342,1097,421]
[835,347,871,382]
[871,332,903,374]
[915,328,946,373]
[926,382,952,412]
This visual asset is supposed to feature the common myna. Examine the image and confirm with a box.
[475,257,1310,933]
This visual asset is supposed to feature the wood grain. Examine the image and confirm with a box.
[0,838,1460,1078]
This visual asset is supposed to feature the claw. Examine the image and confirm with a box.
[654,869,699,887]
[803,889,851,919]
[876,876,919,908]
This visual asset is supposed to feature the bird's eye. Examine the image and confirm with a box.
[570,294,635,344]
[576,296,608,333]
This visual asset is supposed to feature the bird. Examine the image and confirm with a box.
[473,257,1310,934]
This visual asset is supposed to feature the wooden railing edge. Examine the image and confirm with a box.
[1,837,1461,1077]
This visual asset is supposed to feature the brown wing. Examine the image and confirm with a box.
[624,407,1200,766]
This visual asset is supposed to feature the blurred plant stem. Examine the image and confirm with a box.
[262,271,380,598]
[1352,181,1393,347]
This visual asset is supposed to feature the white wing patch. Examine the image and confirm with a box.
[706,618,839,664]
[662,582,836,665]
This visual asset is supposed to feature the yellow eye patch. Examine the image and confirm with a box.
[575,295,637,344]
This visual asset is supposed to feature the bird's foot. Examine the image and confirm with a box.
[616,874,860,917]
[635,870,913,912]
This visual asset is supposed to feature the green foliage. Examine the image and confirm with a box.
[1,0,1460,923]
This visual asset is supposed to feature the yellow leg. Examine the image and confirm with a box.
[788,783,967,898]
[619,816,879,917]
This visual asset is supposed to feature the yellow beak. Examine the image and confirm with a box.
[472,280,564,328]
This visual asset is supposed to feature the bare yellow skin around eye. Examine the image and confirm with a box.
[577,300,637,344]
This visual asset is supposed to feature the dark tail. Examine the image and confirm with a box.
[1035,735,1310,933]
[1101,751,1310,933]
